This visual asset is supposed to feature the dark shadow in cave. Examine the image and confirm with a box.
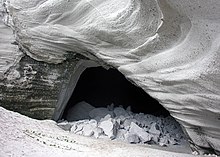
[61,67,170,120]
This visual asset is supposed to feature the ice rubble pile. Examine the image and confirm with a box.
[58,101,186,146]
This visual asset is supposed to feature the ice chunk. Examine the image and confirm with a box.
[129,122,152,143]
[99,118,118,139]
[83,125,94,137]
[123,118,138,130]
[70,119,94,134]
[100,114,112,122]
[149,122,161,135]
[93,127,104,138]
[82,119,97,137]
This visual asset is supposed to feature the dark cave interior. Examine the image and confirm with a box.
[62,67,170,119]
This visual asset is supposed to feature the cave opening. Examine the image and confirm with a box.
[61,66,170,120]
[58,66,189,149]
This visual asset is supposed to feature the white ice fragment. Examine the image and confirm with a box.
[82,125,94,137]
[93,127,104,138]
[100,114,112,122]
[129,122,152,143]
[66,101,95,121]
[149,122,161,135]
[98,118,118,139]
[82,119,98,137]
[89,119,98,126]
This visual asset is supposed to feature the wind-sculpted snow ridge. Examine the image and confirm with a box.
[5,0,220,154]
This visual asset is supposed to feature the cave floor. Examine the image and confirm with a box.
[0,107,213,157]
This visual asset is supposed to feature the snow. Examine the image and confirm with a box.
[0,106,213,157]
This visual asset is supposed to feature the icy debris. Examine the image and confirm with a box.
[123,118,138,130]
[70,119,97,136]
[149,122,161,135]
[82,119,97,137]
[57,101,186,147]
[99,116,118,139]
[128,122,152,143]
[93,127,103,138]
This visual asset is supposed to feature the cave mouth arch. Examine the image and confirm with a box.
[61,66,170,120]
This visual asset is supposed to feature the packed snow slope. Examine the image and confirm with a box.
[3,0,220,153]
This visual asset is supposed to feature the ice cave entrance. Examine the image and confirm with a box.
[57,65,188,148]
[55,66,188,146]
[61,66,170,120]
